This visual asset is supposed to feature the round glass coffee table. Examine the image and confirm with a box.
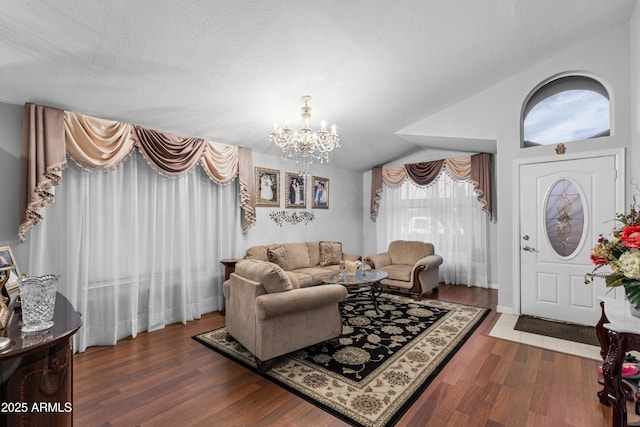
[322,269,388,314]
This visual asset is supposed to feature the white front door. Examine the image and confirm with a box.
[519,152,622,325]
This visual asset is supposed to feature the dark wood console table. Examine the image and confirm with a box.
[220,258,240,281]
[0,292,82,427]
[219,258,240,315]
[596,297,640,427]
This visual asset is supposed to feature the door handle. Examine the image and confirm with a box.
[522,245,536,252]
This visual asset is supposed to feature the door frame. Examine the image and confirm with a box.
[512,147,625,316]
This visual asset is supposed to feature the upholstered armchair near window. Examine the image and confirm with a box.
[366,240,443,300]
[223,259,347,372]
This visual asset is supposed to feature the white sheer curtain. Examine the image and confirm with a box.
[377,171,488,287]
[27,154,241,352]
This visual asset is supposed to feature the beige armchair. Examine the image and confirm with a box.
[366,240,443,300]
[223,259,347,372]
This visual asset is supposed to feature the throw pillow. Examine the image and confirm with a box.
[267,244,290,271]
[319,241,342,266]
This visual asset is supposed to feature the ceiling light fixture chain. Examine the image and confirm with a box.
[270,95,340,176]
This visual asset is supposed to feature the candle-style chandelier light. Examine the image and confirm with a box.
[270,96,340,176]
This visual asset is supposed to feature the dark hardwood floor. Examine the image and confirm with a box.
[73,285,617,426]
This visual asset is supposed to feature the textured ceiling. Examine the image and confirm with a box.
[0,0,636,171]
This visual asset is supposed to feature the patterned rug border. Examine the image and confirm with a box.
[193,331,357,424]
[193,295,490,427]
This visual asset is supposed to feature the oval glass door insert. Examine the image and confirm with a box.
[544,179,584,257]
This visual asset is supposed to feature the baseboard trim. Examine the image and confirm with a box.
[496,305,514,315]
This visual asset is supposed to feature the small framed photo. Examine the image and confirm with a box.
[285,172,306,208]
[311,176,329,209]
[0,246,21,295]
[255,167,280,207]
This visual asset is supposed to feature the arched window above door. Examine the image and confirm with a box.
[522,75,610,147]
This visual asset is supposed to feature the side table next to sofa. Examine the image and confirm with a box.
[220,258,240,281]
[219,258,240,315]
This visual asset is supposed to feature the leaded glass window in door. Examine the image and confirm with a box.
[544,179,585,257]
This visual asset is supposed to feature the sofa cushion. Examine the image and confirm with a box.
[236,259,292,293]
[388,241,434,266]
[292,267,337,284]
[289,271,314,288]
[282,242,311,270]
[320,241,342,266]
[381,264,413,282]
[306,241,321,266]
[267,244,290,271]
[285,271,301,289]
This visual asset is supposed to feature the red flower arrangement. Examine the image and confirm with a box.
[621,225,640,248]
[586,204,640,310]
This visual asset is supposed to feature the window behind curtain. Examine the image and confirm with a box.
[27,154,241,352]
[376,172,488,287]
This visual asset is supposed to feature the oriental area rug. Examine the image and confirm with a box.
[193,291,489,427]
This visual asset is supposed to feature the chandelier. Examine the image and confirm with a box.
[270,96,340,176]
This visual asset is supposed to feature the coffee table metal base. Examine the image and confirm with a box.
[346,282,384,314]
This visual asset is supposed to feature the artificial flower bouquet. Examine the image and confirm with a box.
[586,204,640,310]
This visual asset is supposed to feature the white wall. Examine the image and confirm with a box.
[632,3,640,171]
[0,102,30,271]
[377,24,632,314]
[0,102,24,246]
[242,151,364,257]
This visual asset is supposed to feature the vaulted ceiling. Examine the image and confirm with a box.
[0,0,636,172]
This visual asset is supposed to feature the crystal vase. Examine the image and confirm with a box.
[19,274,58,332]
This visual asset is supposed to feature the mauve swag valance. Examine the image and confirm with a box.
[369,153,493,221]
[18,103,256,242]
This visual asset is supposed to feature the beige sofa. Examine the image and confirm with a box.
[223,258,347,372]
[244,241,360,288]
[366,240,443,300]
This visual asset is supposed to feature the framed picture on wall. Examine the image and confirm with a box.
[285,172,306,208]
[255,167,280,207]
[311,176,329,209]
[0,246,21,295]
